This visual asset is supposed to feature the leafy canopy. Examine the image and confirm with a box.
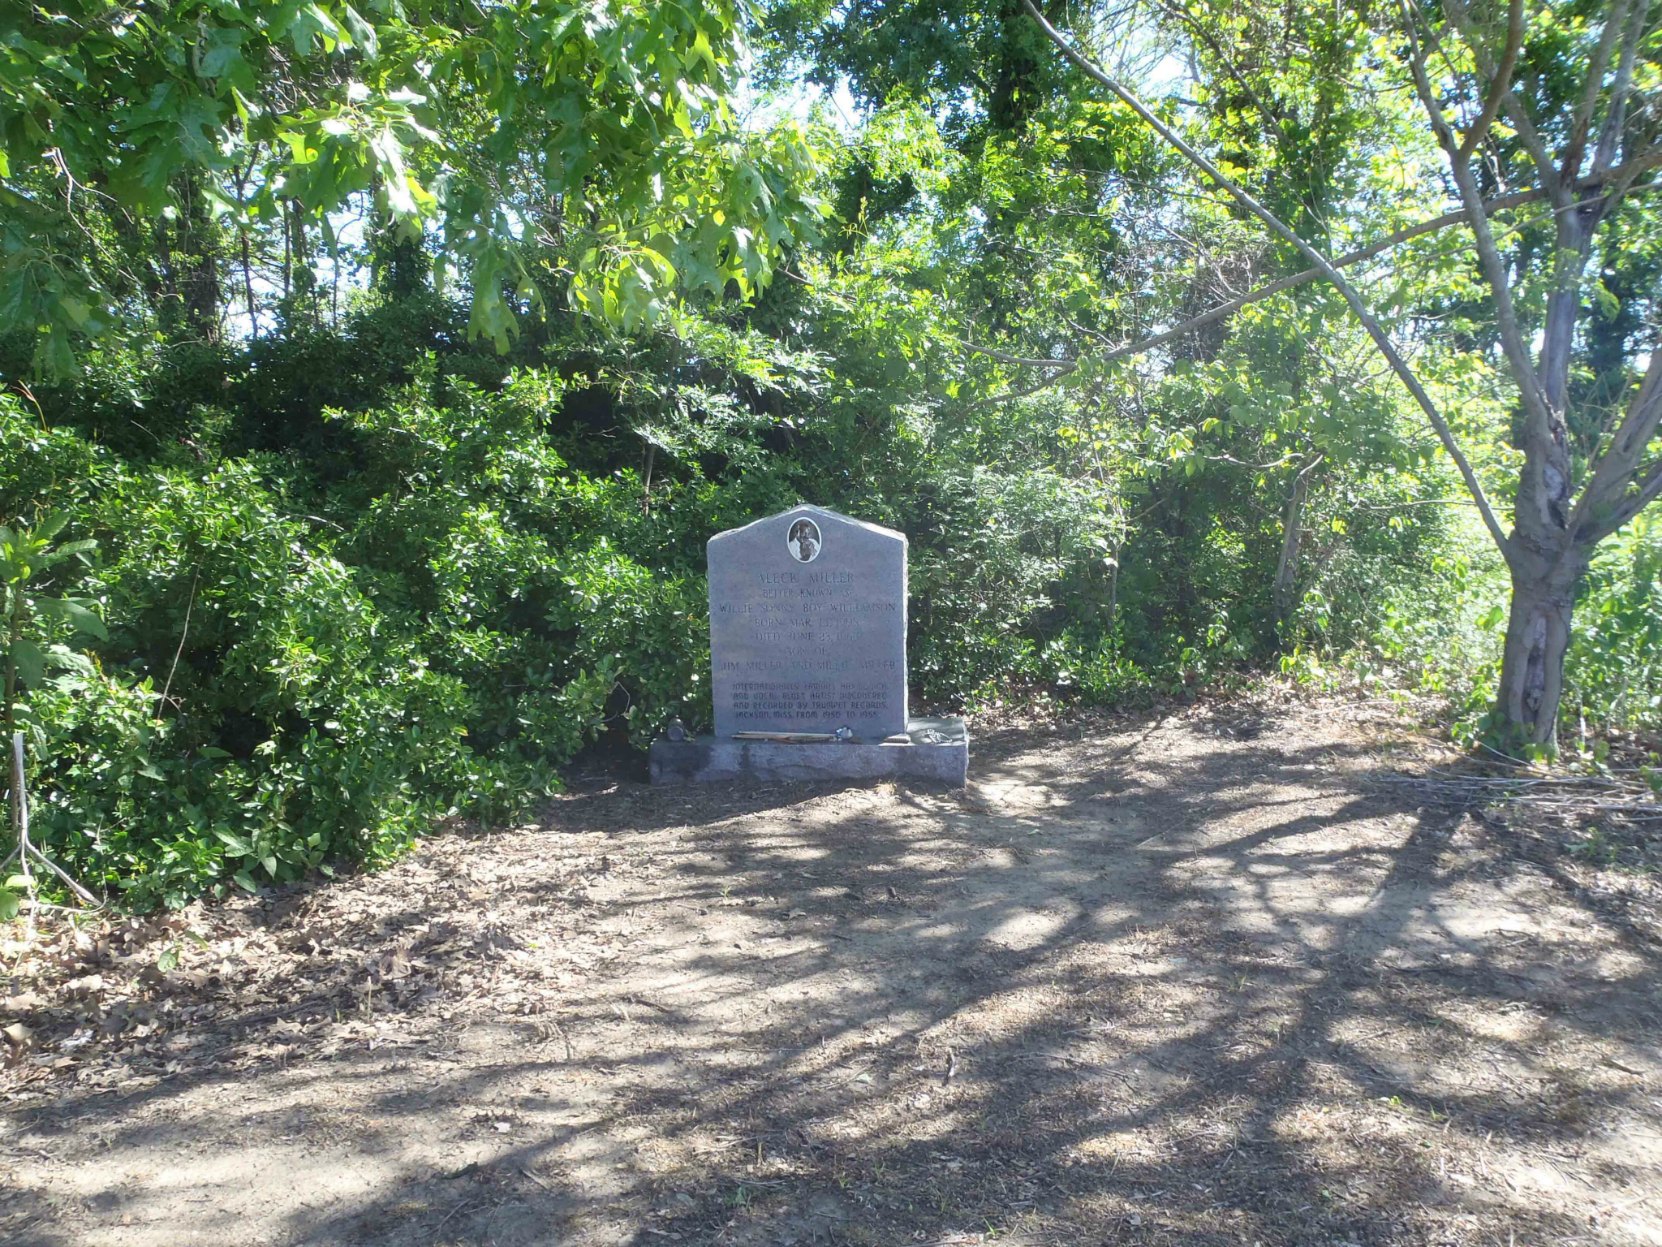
[1,0,824,369]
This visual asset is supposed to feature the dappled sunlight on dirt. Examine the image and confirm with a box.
[3,697,1660,1245]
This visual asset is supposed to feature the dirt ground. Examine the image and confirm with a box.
[3,696,1660,1247]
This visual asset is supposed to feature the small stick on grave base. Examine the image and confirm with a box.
[731,731,840,743]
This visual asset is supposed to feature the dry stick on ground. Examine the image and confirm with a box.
[6,732,102,926]
[1372,771,1662,821]
[1021,0,1516,562]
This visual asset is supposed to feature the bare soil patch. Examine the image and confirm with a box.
[3,697,1660,1246]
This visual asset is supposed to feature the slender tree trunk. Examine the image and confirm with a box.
[1101,539,1121,637]
[241,231,258,341]
[155,222,180,332]
[1272,474,1308,628]
[178,174,222,342]
[287,201,316,319]
[1273,454,1322,633]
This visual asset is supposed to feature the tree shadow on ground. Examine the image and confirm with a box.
[4,704,1658,1246]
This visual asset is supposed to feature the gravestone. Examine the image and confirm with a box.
[708,505,907,739]
[650,504,968,785]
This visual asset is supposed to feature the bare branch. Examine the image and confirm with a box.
[1456,0,1525,160]
[956,338,1077,369]
[1022,0,1518,565]
[1441,0,1566,202]
[1063,314,1114,345]
[1565,0,1635,177]
[1403,3,1557,440]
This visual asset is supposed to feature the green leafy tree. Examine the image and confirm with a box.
[1023,0,1662,749]
[1,0,823,369]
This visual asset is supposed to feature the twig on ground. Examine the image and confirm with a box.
[1373,768,1661,821]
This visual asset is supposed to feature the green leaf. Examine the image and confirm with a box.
[10,638,45,688]
[44,645,94,678]
[340,5,379,58]
[31,512,70,546]
[61,599,108,639]
[197,28,247,79]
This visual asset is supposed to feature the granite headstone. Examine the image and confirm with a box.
[650,504,967,785]
[708,505,907,740]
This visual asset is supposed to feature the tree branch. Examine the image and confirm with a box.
[1023,0,1518,565]
[959,162,1661,417]
[1591,458,1662,541]
[956,337,1077,369]
[1102,194,1524,364]
[1095,160,1662,367]
[1456,0,1525,160]
[968,364,1081,410]
[1571,346,1662,543]
[1591,0,1650,177]
[1403,3,1557,441]
[1157,0,1282,134]
[1564,0,1634,177]
[1441,0,1566,204]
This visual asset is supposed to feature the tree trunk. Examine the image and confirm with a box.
[1272,458,1319,630]
[1491,208,1598,753]
[1272,489,1304,630]
[177,174,222,342]
[241,231,258,341]
[1103,543,1120,636]
[1494,550,1584,750]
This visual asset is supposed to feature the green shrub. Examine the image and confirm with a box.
[1566,514,1662,734]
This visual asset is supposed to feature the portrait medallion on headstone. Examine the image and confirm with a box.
[707,505,907,739]
[786,517,821,563]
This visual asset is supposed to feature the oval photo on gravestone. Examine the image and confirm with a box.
[787,517,822,563]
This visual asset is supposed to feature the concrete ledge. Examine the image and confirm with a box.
[650,717,968,786]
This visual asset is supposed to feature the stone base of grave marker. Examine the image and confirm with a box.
[649,716,968,786]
